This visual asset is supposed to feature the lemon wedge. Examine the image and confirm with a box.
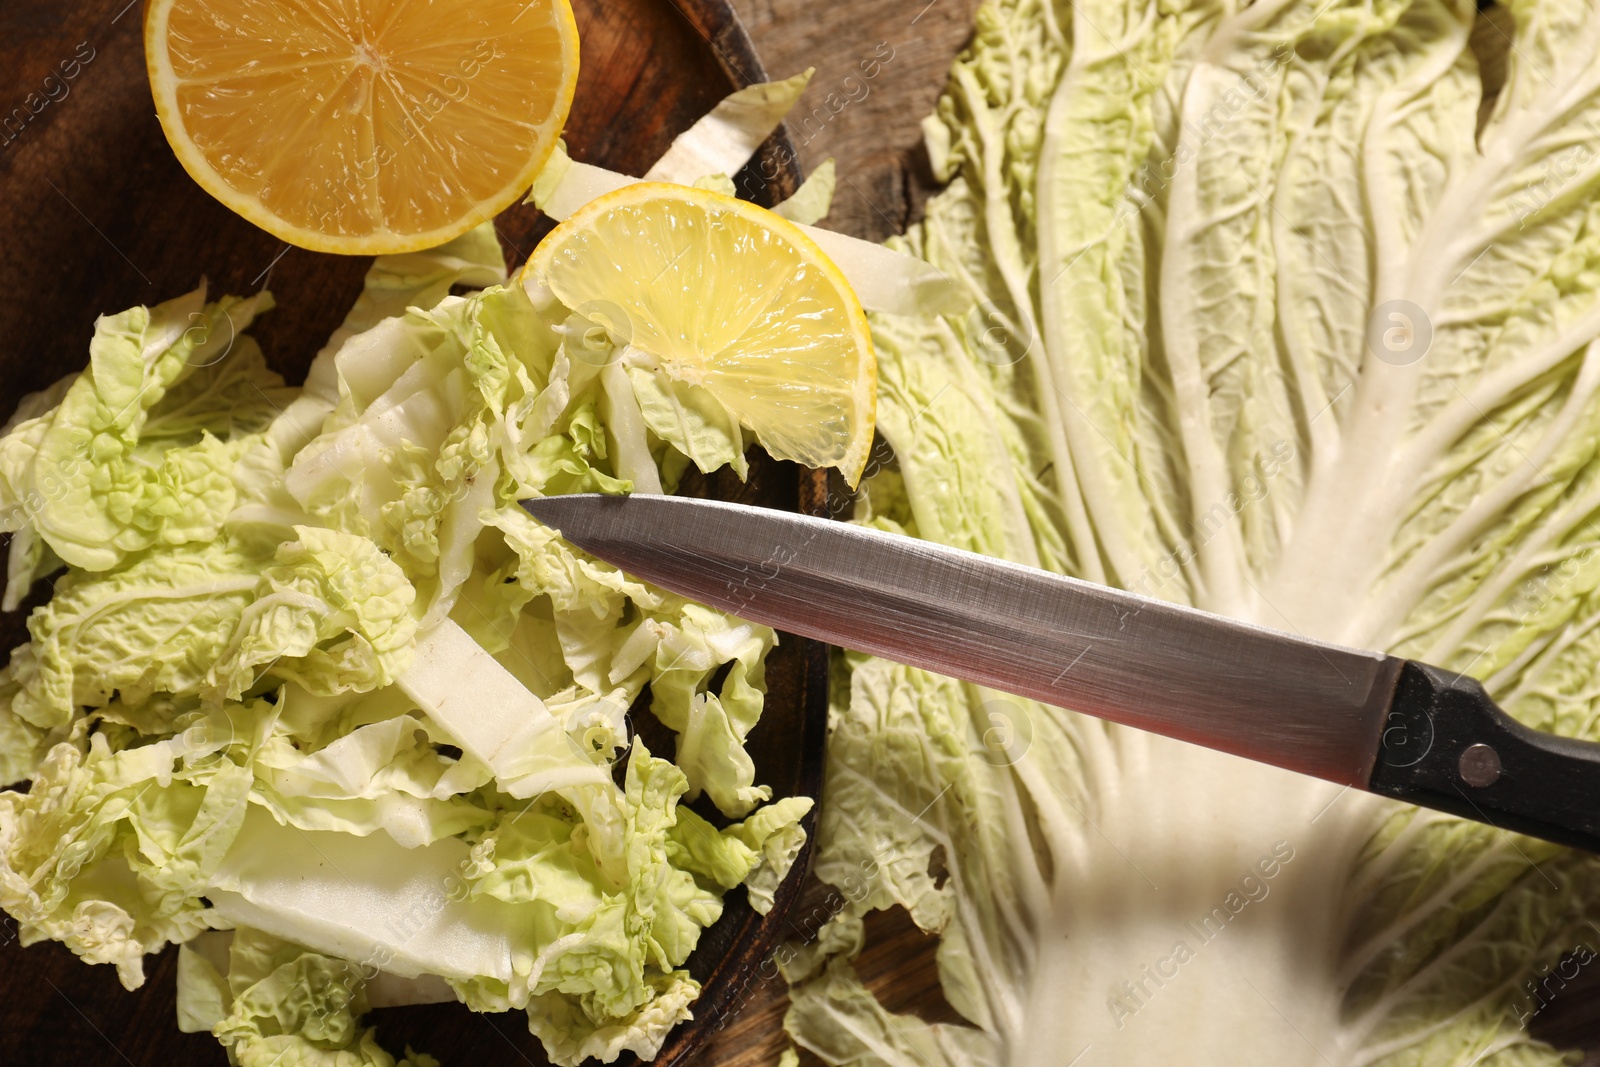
[146,0,579,254]
[525,183,876,486]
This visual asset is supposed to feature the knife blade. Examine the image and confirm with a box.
[522,493,1600,852]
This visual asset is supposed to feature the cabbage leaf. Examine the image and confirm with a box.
[783,0,1600,1064]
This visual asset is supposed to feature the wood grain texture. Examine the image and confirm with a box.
[0,2,824,1065]
[728,0,985,242]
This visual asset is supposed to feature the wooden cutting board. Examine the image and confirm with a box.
[0,1,829,1065]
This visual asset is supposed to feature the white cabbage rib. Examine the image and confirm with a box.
[207,809,523,983]
[397,619,607,797]
[783,0,1600,1064]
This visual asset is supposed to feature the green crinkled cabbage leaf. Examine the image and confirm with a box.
[782,0,1600,1064]
[8,526,415,731]
[180,927,441,1067]
[0,666,53,787]
[447,741,803,1059]
[0,706,264,989]
[0,289,276,575]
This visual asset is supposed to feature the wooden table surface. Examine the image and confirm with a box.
[11,3,1595,1066]
[730,0,983,245]
[699,3,983,1064]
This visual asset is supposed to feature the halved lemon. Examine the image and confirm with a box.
[146,0,579,254]
[524,183,877,486]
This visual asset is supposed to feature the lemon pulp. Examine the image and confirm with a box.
[147,0,579,254]
[528,183,876,486]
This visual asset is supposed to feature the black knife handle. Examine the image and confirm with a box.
[1368,662,1600,853]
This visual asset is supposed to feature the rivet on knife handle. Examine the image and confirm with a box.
[1367,662,1600,853]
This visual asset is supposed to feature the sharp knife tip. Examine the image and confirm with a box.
[519,493,598,532]
[521,493,660,545]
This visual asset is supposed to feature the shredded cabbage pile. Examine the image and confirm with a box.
[0,181,823,1066]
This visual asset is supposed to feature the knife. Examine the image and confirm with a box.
[521,493,1600,853]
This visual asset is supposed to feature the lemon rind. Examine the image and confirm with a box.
[144,0,580,256]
